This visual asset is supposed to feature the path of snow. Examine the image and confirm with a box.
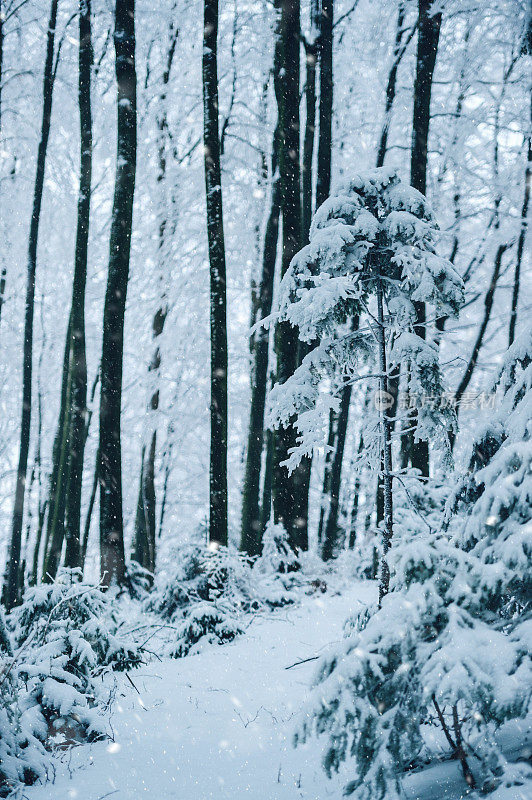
[24,583,530,800]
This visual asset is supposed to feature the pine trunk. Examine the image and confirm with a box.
[64,0,93,570]
[99,0,137,587]
[302,2,318,239]
[321,382,351,561]
[203,0,228,547]
[315,0,333,209]
[240,132,280,555]
[272,0,309,551]
[407,0,441,477]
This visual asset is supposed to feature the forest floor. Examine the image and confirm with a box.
[24,581,530,800]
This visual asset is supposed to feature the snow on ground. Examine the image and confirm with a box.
[24,582,530,800]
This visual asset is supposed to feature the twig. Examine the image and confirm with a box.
[285,655,319,670]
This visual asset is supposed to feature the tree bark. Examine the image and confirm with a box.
[203,0,228,547]
[376,3,407,169]
[407,0,441,478]
[272,0,309,551]
[317,409,336,544]
[315,0,333,209]
[302,2,319,237]
[0,6,5,329]
[64,0,93,569]
[259,426,274,532]
[321,380,351,560]
[240,132,280,555]
[3,0,59,609]
[99,0,137,587]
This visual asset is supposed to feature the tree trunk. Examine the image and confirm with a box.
[203,0,228,547]
[302,2,319,237]
[0,8,5,330]
[3,0,59,609]
[42,325,72,582]
[508,99,531,347]
[322,381,351,561]
[99,0,137,588]
[133,23,178,572]
[449,242,507,450]
[376,2,408,169]
[407,0,442,478]
[272,0,309,551]
[317,409,336,544]
[321,316,359,559]
[315,0,333,209]
[240,132,280,555]
[259,426,274,532]
[81,452,98,572]
[375,265,393,605]
[348,428,364,549]
[64,0,93,570]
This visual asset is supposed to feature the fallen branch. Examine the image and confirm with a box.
[285,655,320,670]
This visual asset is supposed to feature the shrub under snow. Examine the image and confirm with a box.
[5,571,142,759]
[168,601,244,658]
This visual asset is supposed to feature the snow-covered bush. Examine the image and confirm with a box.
[200,545,260,611]
[255,521,300,575]
[11,569,142,672]
[7,570,142,751]
[251,521,302,607]
[127,559,155,600]
[148,541,260,621]
[168,602,244,658]
[145,539,206,619]
[1,609,47,796]
[0,661,46,796]
[295,332,532,798]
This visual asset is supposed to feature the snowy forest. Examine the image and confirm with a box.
[0,0,530,797]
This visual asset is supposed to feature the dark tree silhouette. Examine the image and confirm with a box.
[203,0,228,547]
[99,0,137,587]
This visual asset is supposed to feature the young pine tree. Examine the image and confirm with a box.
[266,168,462,587]
[291,192,530,796]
